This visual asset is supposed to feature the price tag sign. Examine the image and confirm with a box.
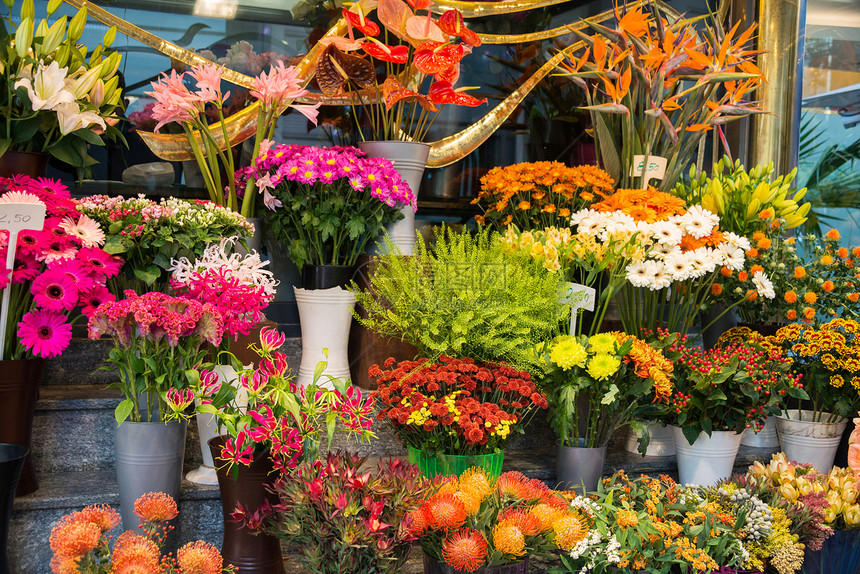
[0,201,46,360]
[0,202,46,234]
[562,282,596,335]
[630,155,668,185]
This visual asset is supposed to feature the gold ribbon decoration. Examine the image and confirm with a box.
[66,0,723,167]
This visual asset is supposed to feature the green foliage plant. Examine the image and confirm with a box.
[352,227,568,372]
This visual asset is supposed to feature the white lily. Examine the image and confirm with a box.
[55,101,107,135]
[14,61,75,111]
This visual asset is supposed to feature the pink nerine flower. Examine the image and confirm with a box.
[188,63,230,107]
[146,69,201,132]
[249,61,320,123]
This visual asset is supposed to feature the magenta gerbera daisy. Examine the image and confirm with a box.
[18,309,73,358]
[77,247,122,278]
[15,229,46,255]
[51,258,95,292]
[80,285,115,318]
[32,269,79,312]
[12,255,41,284]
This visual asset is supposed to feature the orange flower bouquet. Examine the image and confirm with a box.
[412,467,589,572]
[560,4,766,191]
[473,161,614,229]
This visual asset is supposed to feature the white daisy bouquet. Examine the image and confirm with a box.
[0,176,120,360]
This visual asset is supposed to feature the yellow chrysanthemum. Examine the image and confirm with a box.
[588,333,617,354]
[550,337,588,370]
[587,354,621,380]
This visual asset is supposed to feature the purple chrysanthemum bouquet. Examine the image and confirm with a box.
[235,143,416,269]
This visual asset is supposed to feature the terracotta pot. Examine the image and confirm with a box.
[208,436,285,574]
[0,358,45,496]
[0,151,48,179]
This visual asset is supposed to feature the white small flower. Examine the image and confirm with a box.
[752,271,775,299]
[679,205,720,239]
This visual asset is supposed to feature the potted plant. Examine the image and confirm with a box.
[415,467,585,573]
[657,334,804,486]
[0,0,124,179]
[168,237,277,484]
[240,451,430,574]
[0,175,119,496]
[540,331,673,492]
[87,290,225,531]
[48,491,234,573]
[77,195,253,295]
[235,142,415,385]
[193,326,376,574]
[556,472,749,573]
[763,319,860,472]
[370,355,548,480]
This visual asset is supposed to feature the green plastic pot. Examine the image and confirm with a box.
[407,446,504,480]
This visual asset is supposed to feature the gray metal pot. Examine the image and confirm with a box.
[556,439,607,494]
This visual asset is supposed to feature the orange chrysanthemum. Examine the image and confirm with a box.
[804,308,816,321]
[784,291,798,304]
[750,264,764,275]
[746,289,758,301]
[78,504,121,533]
[176,540,223,574]
[854,247,860,258]
[49,517,101,559]
[804,291,818,304]
[826,228,841,240]
[738,271,749,282]
[552,514,590,551]
[795,266,807,279]
[839,247,850,259]
[746,248,759,259]
[757,238,771,250]
[492,522,526,556]
[823,281,835,293]
[134,492,178,523]
[822,255,834,266]
[720,266,732,277]
[759,208,774,219]
[850,292,860,303]
[441,529,488,573]
[427,493,469,530]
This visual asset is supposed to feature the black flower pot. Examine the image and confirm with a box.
[0,444,27,574]
[301,264,357,290]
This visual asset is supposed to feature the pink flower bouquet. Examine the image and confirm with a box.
[88,290,225,423]
[235,143,416,269]
[0,176,121,360]
[193,326,376,472]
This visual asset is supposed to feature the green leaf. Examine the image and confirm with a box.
[592,113,621,184]
[682,425,700,446]
[72,127,105,146]
[114,399,134,424]
[133,265,161,285]
[48,136,89,167]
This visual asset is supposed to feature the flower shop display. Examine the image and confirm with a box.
[560,4,766,191]
[240,452,430,574]
[168,237,277,484]
[556,471,748,573]
[194,326,375,573]
[370,355,548,479]
[76,195,253,294]
[472,162,614,230]
[414,467,584,573]
[657,332,803,485]
[354,227,567,374]
[762,320,860,471]
[0,444,26,572]
[147,61,319,216]
[0,0,124,178]
[540,331,673,491]
[0,176,119,496]
[48,491,234,573]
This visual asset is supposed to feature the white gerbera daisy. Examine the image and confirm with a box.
[723,232,751,252]
[626,261,652,288]
[59,214,105,248]
[688,246,717,276]
[752,271,775,299]
[679,205,720,239]
[649,220,683,246]
[652,243,682,261]
[664,252,695,281]
[646,261,672,290]
[715,243,745,271]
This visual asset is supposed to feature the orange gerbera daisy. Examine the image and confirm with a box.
[441,529,488,572]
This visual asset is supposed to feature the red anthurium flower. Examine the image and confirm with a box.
[361,40,409,64]
[381,76,438,111]
[406,15,445,43]
[434,63,460,84]
[438,10,481,46]
[406,0,432,10]
[428,81,488,107]
[413,42,465,74]
[343,8,380,37]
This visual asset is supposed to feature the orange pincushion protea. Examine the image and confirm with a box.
[498,507,543,536]
[110,532,161,574]
[552,513,590,551]
[458,467,494,500]
[133,491,178,523]
[492,522,526,556]
[176,540,224,574]
[49,517,102,559]
[496,470,549,501]
[528,503,567,532]
[427,492,469,530]
[77,504,121,533]
[441,528,488,572]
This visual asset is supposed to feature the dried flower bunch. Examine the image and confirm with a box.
[49,491,233,573]
[371,355,547,455]
[0,176,120,360]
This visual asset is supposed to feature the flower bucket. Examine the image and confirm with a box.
[357,141,429,256]
[294,285,355,388]
[423,553,528,574]
[801,528,860,574]
[0,444,26,574]
[671,427,742,486]
[408,447,503,480]
[776,410,848,472]
[624,421,675,456]
[0,358,44,497]
[740,417,780,449]
[556,439,607,494]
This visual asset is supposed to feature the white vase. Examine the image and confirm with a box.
[740,417,780,448]
[357,141,429,256]
[775,409,848,472]
[294,286,355,388]
[185,364,246,485]
[625,422,675,456]
[671,427,742,486]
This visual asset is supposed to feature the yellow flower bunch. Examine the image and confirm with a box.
[474,162,614,229]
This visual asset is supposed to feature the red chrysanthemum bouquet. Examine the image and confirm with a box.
[0,175,121,360]
[413,467,589,572]
[194,326,376,472]
[313,0,487,141]
[370,355,548,456]
[49,491,235,573]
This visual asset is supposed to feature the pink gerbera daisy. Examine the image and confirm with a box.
[51,258,95,292]
[35,177,71,199]
[0,190,43,204]
[80,285,115,318]
[77,247,123,278]
[15,229,46,255]
[18,308,72,358]
[59,214,105,248]
[12,255,41,283]
[32,269,79,311]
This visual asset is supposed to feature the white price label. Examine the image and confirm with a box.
[563,282,596,335]
[630,155,668,182]
[0,202,46,234]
